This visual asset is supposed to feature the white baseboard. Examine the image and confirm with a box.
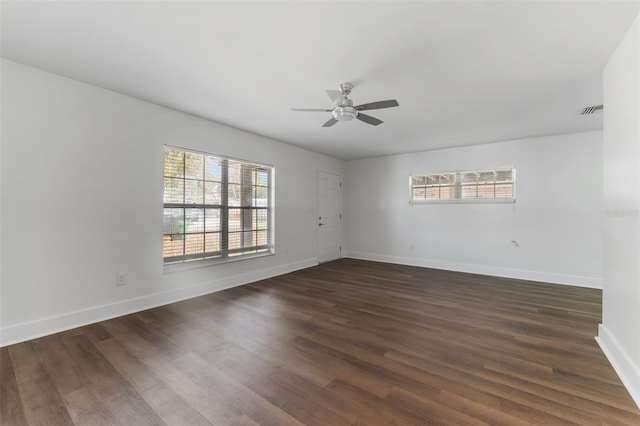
[345,251,602,289]
[596,324,640,409]
[0,258,317,347]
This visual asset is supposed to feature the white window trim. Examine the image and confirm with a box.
[409,167,516,204]
[163,145,275,267]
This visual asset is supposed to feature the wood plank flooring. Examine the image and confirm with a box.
[2,259,639,425]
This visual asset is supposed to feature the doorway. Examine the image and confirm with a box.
[317,171,342,263]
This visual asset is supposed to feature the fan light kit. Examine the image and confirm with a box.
[292,82,399,127]
[333,106,357,121]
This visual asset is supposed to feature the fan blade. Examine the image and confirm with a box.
[322,117,338,127]
[355,99,399,111]
[357,113,383,126]
[326,90,343,104]
[292,108,332,112]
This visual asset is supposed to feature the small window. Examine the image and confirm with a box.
[410,168,515,203]
[163,146,274,264]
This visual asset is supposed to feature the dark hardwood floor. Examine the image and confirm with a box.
[2,259,639,425]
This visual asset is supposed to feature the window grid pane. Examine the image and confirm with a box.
[164,178,184,203]
[185,180,204,204]
[164,149,184,178]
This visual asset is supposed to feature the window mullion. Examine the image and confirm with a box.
[267,168,273,247]
[201,156,206,248]
[182,153,186,258]
[221,159,229,257]
[241,165,253,250]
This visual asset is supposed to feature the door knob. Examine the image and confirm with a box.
[319,223,325,227]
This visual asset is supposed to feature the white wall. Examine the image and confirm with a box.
[598,13,640,408]
[0,59,345,346]
[346,131,603,287]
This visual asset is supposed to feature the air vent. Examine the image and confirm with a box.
[580,105,603,115]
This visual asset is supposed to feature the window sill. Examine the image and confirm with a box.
[163,250,275,274]
[410,198,516,205]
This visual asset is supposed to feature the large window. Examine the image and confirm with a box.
[163,146,273,264]
[411,168,515,203]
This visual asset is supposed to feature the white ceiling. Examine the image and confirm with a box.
[2,1,638,160]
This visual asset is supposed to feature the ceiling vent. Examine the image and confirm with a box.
[580,105,603,115]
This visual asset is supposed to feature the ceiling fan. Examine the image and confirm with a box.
[292,82,399,127]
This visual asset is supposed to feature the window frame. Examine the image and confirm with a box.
[163,145,274,267]
[409,167,516,204]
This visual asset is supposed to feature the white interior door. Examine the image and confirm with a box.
[317,171,342,263]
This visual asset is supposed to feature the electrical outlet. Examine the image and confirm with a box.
[116,273,127,286]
